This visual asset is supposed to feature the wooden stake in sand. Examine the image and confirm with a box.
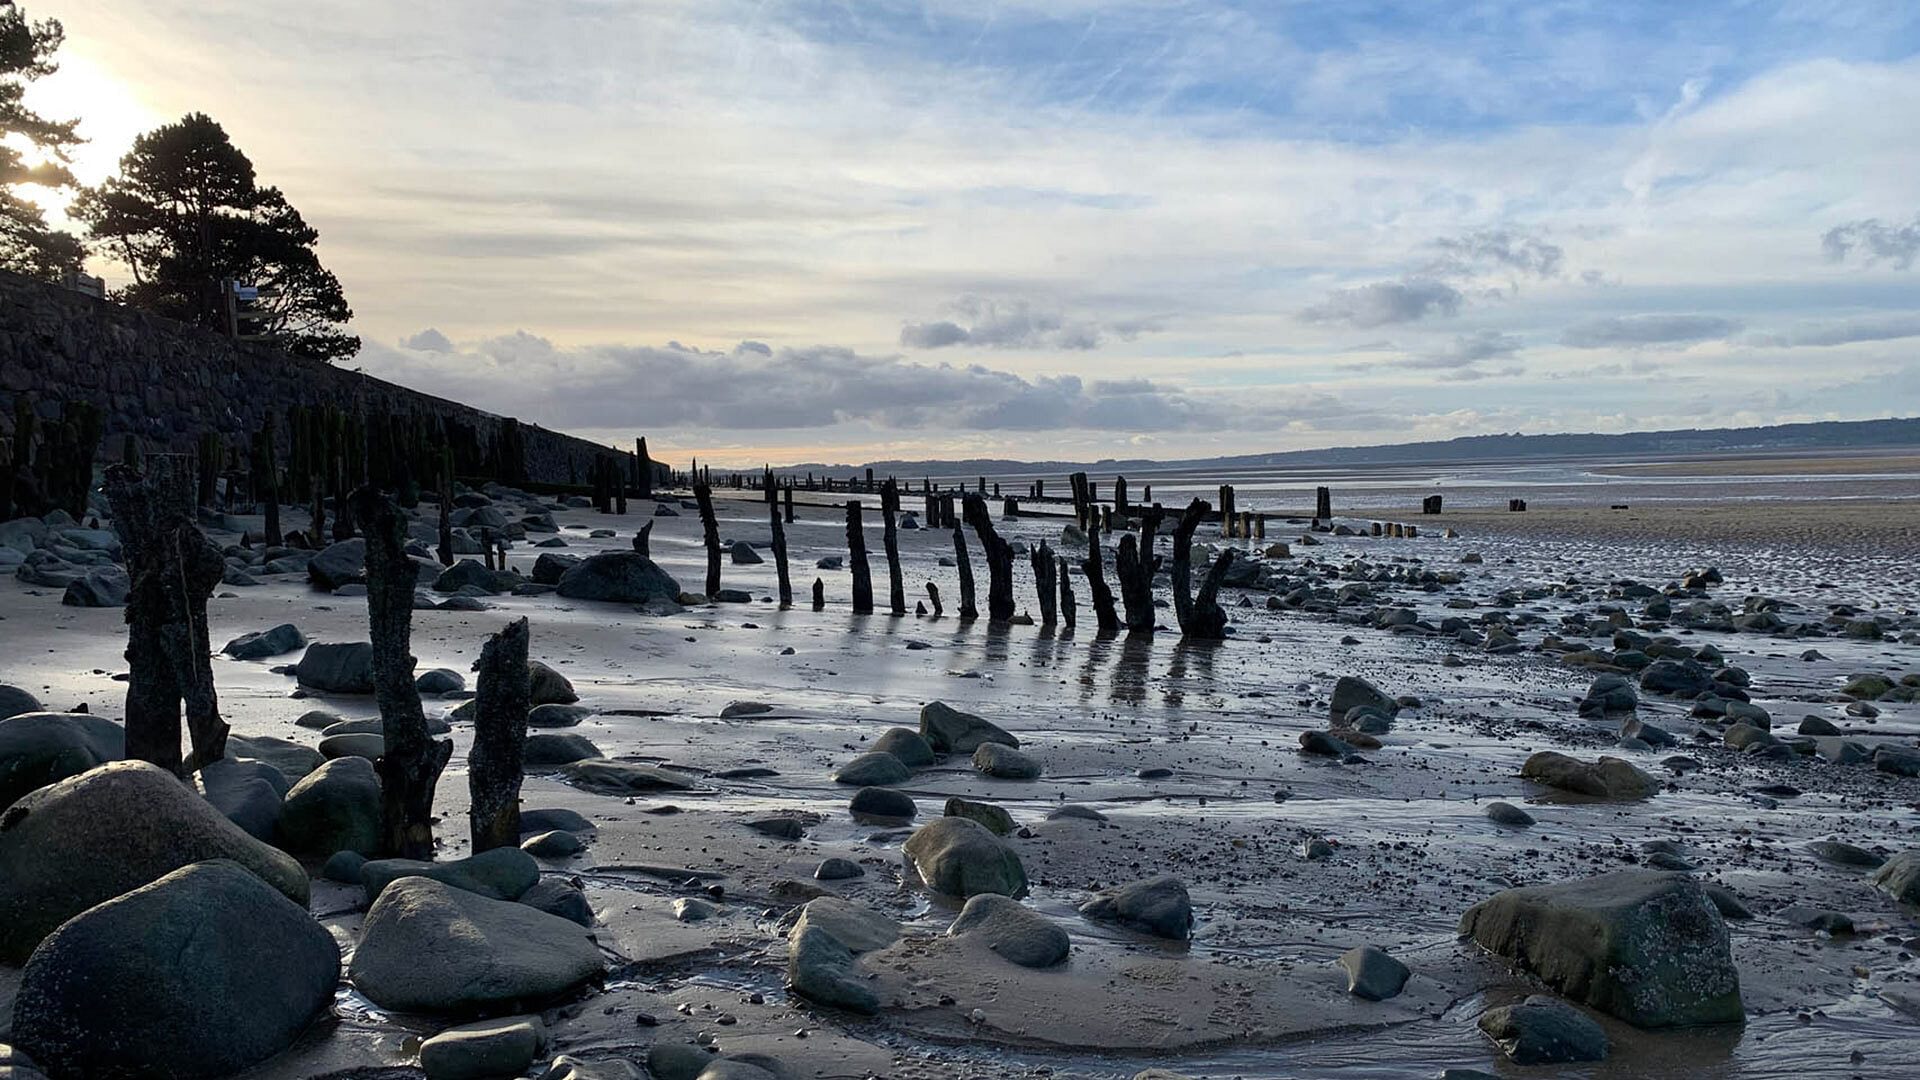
[1115,504,1164,635]
[105,456,230,776]
[635,436,653,499]
[812,576,825,610]
[767,473,792,607]
[1031,541,1058,627]
[351,485,453,859]
[469,616,530,852]
[963,492,1016,623]
[694,481,722,597]
[846,500,874,614]
[1057,555,1076,631]
[1172,498,1231,641]
[1083,526,1120,635]
[632,519,653,558]
[952,522,978,620]
[926,581,944,618]
[881,479,906,616]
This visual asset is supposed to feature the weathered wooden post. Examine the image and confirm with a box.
[632,519,654,557]
[1114,505,1164,635]
[255,412,281,545]
[436,446,454,566]
[636,436,653,499]
[812,576,825,610]
[694,481,722,596]
[881,479,906,616]
[963,493,1015,622]
[195,432,220,508]
[1057,555,1076,631]
[469,616,530,852]
[846,500,874,614]
[613,456,628,515]
[1031,542,1058,627]
[1218,484,1235,537]
[926,581,944,618]
[1315,486,1332,521]
[1172,498,1230,640]
[105,457,230,776]
[351,485,453,859]
[768,474,792,607]
[953,524,978,620]
[1114,475,1129,518]
[1083,527,1120,634]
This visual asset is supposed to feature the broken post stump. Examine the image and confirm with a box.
[1315,486,1332,521]
[964,493,1016,623]
[926,581,943,618]
[1031,541,1058,627]
[846,500,874,614]
[881,480,906,616]
[1083,525,1120,635]
[1058,555,1076,631]
[953,523,978,620]
[469,616,531,852]
[694,482,722,596]
[812,577,826,610]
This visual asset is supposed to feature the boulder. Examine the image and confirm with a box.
[308,538,367,590]
[362,846,541,903]
[435,559,512,595]
[831,750,910,786]
[520,807,595,834]
[277,756,384,856]
[61,567,129,607]
[919,701,1018,754]
[522,829,585,858]
[848,786,916,821]
[1077,876,1193,940]
[226,733,324,782]
[729,541,763,565]
[872,727,936,767]
[785,923,876,1014]
[790,896,901,954]
[525,732,604,767]
[0,681,44,720]
[555,552,682,604]
[419,1016,545,1080]
[1459,869,1742,1027]
[972,742,1042,780]
[349,876,606,1013]
[1639,659,1712,697]
[559,760,697,794]
[520,877,594,926]
[1870,851,1920,904]
[1484,801,1535,826]
[1521,751,1659,800]
[221,623,308,660]
[0,711,124,808]
[532,552,582,586]
[319,731,384,761]
[944,797,1015,835]
[0,761,308,963]
[947,894,1069,968]
[1578,674,1637,718]
[11,860,339,1079]
[197,758,287,841]
[295,641,377,694]
[1328,676,1397,722]
[1477,995,1609,1064]
[416,667,466,694]
[902,816,1028,898]
[1337,945,1409,1001]
[529,661,578,705]
[528,703,593,728]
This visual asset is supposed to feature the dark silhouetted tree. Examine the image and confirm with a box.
[0,5,84,279]
[75,112,358,360]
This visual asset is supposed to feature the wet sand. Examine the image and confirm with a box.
[2,482,1918,1079]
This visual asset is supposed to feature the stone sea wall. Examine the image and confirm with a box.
[0,269,620,485]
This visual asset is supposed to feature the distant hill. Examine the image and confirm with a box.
[768,416,1920,477]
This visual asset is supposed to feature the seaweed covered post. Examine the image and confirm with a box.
[1083,526,1120,634]
[880,479,906,616]
[469,616,531,852]
[1172,498,1231,641]
[952,523,978,620]
[846,500,874,614]
[694,481,722,597]
[351,485,453,859]
[767,471,792,606]
[105,456,230,776]
[963,493,1015,622]
[1030,541,1058,627]
[1058,555,1077,630]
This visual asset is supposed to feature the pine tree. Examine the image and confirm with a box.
[0,4,84,280]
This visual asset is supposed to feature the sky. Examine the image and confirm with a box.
[25,1,1920,467]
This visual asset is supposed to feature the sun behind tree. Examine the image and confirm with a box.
[75,112,359,362]
[0,3,85,280]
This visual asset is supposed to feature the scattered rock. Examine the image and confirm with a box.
[559,759,697,794]
[416,667,466,694]
[1477,995,1610,1064]
[295,641,376,694]
[525,732,604,767]
[815,857,864,881]
[523,829,586,858]
[872,727,936,767]
[1870,851,1920,904]
[361,846,541,903]
[919,701,1018,754]
[419,1016,545,1080]
[1337,945,1410,1001]
[944,797,1015,835]
[902,816,1028,898]
[972,742,1042,780]
[850,786,916,821]
[520,878,595,926]
[277,755,384,856]
[832,750,910,786]
[554,551,682,604]
[1484,801,1534,827]
[1078,876,1193,940]
[1520,751,1659,800]
[948,893,1069,968]
[0,711,125,808]
[221,623,308,660]
[785,923,876,1014]
[528,661,578,705]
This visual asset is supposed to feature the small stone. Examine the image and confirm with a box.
[1337,944,1410,1001]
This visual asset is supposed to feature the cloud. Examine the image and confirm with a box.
[1298,279,1464,328]
[1561,314,1741,348]
[1822,215,1920,269]
[363,333,1238,433]
[402,328,453,352]
[1746,313,1920,348]
[1426,228,1564,280]
[898,296,1156,351]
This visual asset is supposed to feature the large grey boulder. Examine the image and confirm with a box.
[554,551,682,604]
[1337,945,1410,1001]
[785,923,877,1014]
[197,757,290,841]
[532,552,582,585]
[918,701,1018,754]
[529,661,578,705]
[872,727,936,767]
[525,732,602,767]
[1328,676,1397,722]
[972,742,1042,780]
[947,894,1069,968]
[295,641,377,694]
[1870,851,1920,904]
[1521,751,1659,800]
[226,733,324,783]
[221,623,308,661]
[0,761,309,963]
[0,711,124,808]
[1077,876,1193,940]
[1477,995,1610,1064]
[902,816,1028,899]
[790,896,901,954]
[419,1016,545,1080]
[348,876,606,1014]
[1578,674,1638,718]
[0,682,45,719]
[1639,659,1712,697]
[308,538,367,590]
[1458,869,1742,1027]
[277,756,383,856]
[12,860,338,1080]
[559,760,697,795]
[831,750,909,786]
[361,847,541,903]
[61,566,129,607]
[434,559,515,595]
